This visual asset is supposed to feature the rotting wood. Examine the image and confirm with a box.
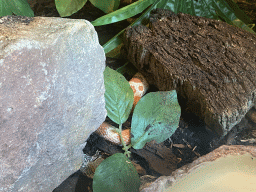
[122,8,256,137]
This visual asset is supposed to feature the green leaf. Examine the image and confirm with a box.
[91,0,155,26]
[0,0,34,17]
[90,0,120,14]
[0,0,12,16]
[104,66,134,124]
[93,153,140,192]
[223,0,253,25]
[210,0,256,34]
[131,91,181,149]
[193,0,255,34]
[55,0,87,17]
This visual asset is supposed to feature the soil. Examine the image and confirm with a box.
[23,0,256,191]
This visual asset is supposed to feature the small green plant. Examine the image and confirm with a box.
[92,66,181,192]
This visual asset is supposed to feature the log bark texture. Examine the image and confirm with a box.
[123,9,256,136]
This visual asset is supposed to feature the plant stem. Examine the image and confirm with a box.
[118,124,131,158]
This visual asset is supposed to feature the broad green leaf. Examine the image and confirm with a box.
[131,91,181,149]
[55,0,87,17]
[0,0,12,16]
[90,0,120,14]
[93,153,140,192]
[0,0,34,17]
[104,66,134,124]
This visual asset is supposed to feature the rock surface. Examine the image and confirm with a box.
[123,9,256,137]
[0,15,106,192]
[141,145,256,191]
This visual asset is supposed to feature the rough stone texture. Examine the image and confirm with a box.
[0,15,106,192]
[140,145,256,191]
[123,9,256,137]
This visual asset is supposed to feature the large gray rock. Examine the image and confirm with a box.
[0,15,106,192]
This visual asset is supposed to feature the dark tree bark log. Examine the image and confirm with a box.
[123,9,256,136]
